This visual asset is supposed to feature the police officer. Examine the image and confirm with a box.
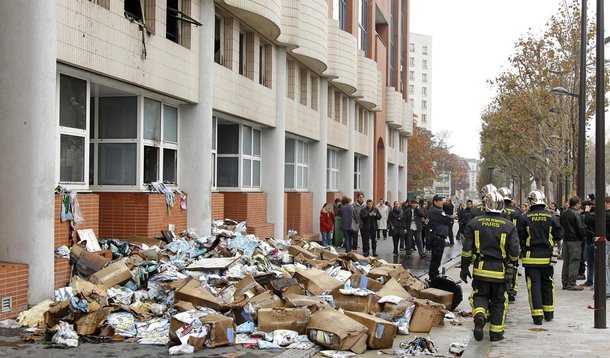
[427,195,456,278]
[460,191,520,342]
[498,187,522,302]
[470,184,498,218]
[517,190,563,325]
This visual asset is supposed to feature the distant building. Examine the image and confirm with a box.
[463,158,481,199]
[434,171,452,198]
[408,32,432,131]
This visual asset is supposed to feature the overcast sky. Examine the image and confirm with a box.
[409,0,609,160]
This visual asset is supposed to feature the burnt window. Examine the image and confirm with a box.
[124,0,143,21]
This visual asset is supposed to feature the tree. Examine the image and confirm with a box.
[408,126,435,197]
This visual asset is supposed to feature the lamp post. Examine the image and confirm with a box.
[593,0,606,329]
[487,167,494,184]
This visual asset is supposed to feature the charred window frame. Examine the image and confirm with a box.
[167,0,200,48]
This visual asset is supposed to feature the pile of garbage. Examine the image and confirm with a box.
[14,219,457,355]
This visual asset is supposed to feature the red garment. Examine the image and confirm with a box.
[320,210,335,232]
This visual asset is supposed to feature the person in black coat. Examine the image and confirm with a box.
[388,201,405,256]
[359,199,382,257]
[404,200,427,257]
[443,199,456,245]
[427,195,456,278]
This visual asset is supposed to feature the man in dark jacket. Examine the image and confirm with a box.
[427,195,456,278]
[404,200,426,257]
[359,199,382,257]
[443,199,456,245]
[582,200,595,287]
[559,196,585,290]
[458,200,474,238]
[388,201,405,256]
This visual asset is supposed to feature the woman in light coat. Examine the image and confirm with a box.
[376,199,389,240]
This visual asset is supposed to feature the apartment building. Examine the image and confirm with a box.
[0,0,412,304]
[407,32,431,131]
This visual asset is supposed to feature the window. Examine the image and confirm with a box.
[214,16,224,64]
[327,149,340,191]
[91,0,110,10]
[211,116,217,188]
[333,0,348,31]
[285,139,309,190]
[422,113,427,123]
[422,59,428,69]
[422,45,428,55]
[409,57,415,67]
[334,92,341,122]
[356,106,368,135]
[216,121,261,189]
[358,0,368,55]
[409,43,415,52]
[409,71,414,80]
[142,102,178,184]
[124,0,143,21]
[342,96,348,124]
[422,73,428,83]
[388,129,396,148]
[399,136,405,153]
[166,0,195,48]
[59,74,88,185]
[239,32,246,76]
[287,59,296,99]
[259,44,266,85]
[354,156,361,191]
[327,86,334,118]
[422,87,427,96]
[389,0,396,87]
[300,68,308,106]
[409,85,414,94]
[311,75,319,110]
[409,98,414,107]
[422,100,427,109]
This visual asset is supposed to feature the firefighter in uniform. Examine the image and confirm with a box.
[460,191,520,342]
[470,184,498,218]
[498,187,522,302]
[517,190,563,325]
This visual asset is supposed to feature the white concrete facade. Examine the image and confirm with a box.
[408,32,432,131]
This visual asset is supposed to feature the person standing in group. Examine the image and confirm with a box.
[517,190,563,325]
[376,199,389,241]
[388,201,405,256]
[319,203,335,246]
[404,200,427,258]
[359,199,382,257]
[458,200,474,241]
[498,187,522,302]
[353,192,366,251]
[520,203,529,214]
[426,195,456,278]
[444,199,456,246]
[339,196,358,253]
[559,196,585,291]
[461,191,520,342]
[581,200,595,287]
[471,184,498,218]
[549,202,560,216]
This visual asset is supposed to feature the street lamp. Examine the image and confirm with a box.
[487,167,494,184]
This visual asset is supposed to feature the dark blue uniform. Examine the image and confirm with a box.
[427,205,454,278]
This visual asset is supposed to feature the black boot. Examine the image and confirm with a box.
[533,316,543,325]
[473,316,485,341]
[544,311,554,322]
[508,293,516,302]
[489,332,504,342]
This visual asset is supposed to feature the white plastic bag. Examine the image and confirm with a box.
[52,321,79,348]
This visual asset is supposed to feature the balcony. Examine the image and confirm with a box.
[220,0,281,40]
[354,51,378,110]
[385,87,402,129]
[284,0,328,74]
[325,20,357,95]
[400,100,413,136]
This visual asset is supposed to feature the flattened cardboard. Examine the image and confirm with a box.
[377,278,412,300]
[288,245,317,260]
[169,313,236,350]
[376,300,415,321]
[124,237,166,248]
[258,307,310,334]
[173,300,197,312]
[44,300,71,328]
[306,309,369,354]
[89,261,132,289]
[294,268,343,295]
[186,256,240,271]
[367,266,395,281]
[312,248,340,261]
[71,244,111,277]
[269,278,304,297]
[332,291,380,313]
[233,275,266,303]
[76,306,115,336]
[418,288,454,310]
[283,294,332,312]
[350,274,383,292]
[174,277,226,312]
[233,291,283,325]
[344,311,397,349]
[411,299,446,332]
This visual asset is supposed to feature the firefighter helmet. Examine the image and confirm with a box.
[483,192,505,213]
[527,190,546,206]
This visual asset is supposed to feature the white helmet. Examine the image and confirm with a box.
[498,187,512,201]
[527,190,546,206]
[480,184,497,199]
[483,192,505,213]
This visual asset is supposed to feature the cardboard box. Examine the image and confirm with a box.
[89,261,132,289]
[350,274,383,292]
[233,275,266,304]
[312,248,340,261]
[332,291,380,314]
[233,291,283,325]
[283,294,332,312]
[173,277,226,312]
[269,278,304,297]
[71,244,111,277]
[288,245,318,260]
[306,309,369,354]
[169,313,236,350]
[124,236,166,248]
[76,307,115,336]
[418,288,454,310]
[376,300,415,321]
[257,307,310,334]
[344,311,397,349]
[410,299,446,332]
[377,278,412,300]
[367,266,395,281]
[294,268,343,295]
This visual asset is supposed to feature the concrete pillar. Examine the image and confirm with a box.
[392,129,400,199]
[262,47,287,240]
[404,136,409,198]
[311,78,329,234]
[0,1,57,303]
[339,98,356,197]
[180,0,214,236]
[360,112,375,201]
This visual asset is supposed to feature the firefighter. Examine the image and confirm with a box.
[470,184,498,218]
[426,195,456,279]
[498,187,522,302]
[460,191,520,342]
[517,190,563,325]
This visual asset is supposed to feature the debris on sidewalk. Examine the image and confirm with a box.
[398,336,438,356]
[13,219,474,355]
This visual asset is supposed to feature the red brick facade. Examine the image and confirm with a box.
[326,192,343,204]
[0,262,29,320]
[223,192,274,238]
[284,192,314,236]
[211,192,225,220]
